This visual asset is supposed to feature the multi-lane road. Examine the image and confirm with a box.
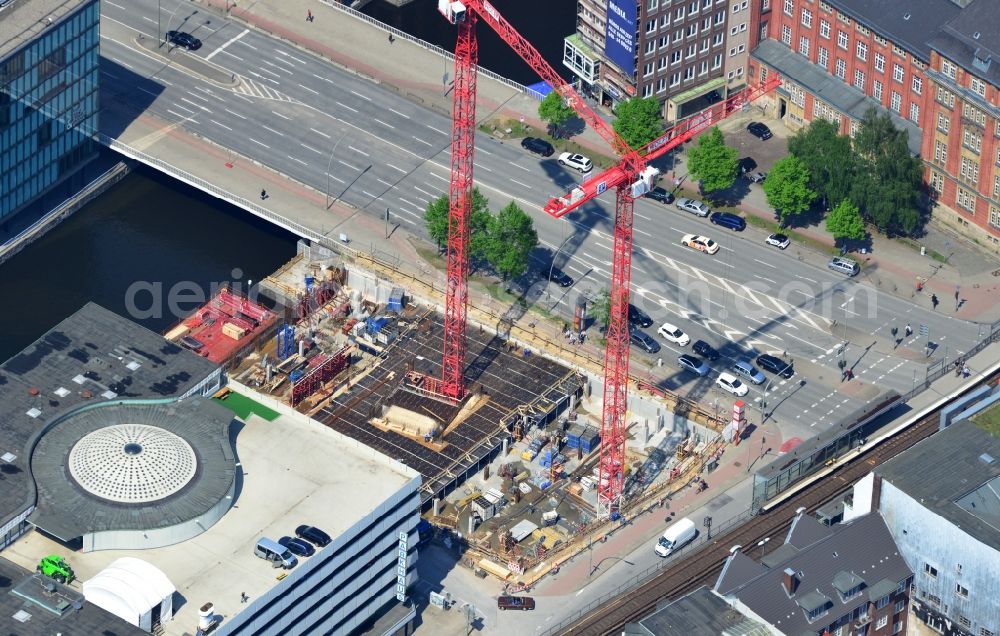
[98,0,985,437]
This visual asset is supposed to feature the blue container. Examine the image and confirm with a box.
[565,437,580,449]
[539,480,552,490]
[305,276,315,292]
[290,369,304,383]
[367,317,390,334]
[387,287,405,313]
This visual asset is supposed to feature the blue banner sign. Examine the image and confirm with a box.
[605,0,636,76]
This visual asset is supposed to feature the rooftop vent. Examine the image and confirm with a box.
[54,387,70,398]
[72,374,86,385]
[980,453,995,465]
[12,609,31,623]
[126,360,141,371]
[81,390,93,399]
[26,408,41,419]
[101,389,117,400]
[903,12,911,19]
[1,452,16,463]
[973,32,981,39]
[28,387,39,396]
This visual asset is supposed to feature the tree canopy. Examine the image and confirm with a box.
[787,119,857,209]
[686,126,739,194]
[538,92,576,134]
[424,188,491,251]
[612,97,663,150]
[825,199,866,243]
[849,108,923,236]
[589,288,611,330]
[762,156,816,226]
[485,202,538,282]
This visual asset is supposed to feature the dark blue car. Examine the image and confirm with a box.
[279,536,315,557]
[710,211,746,231]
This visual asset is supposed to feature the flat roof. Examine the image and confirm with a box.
[824,0,960,61]
[0,302,220,530]
[0,557,146,636]
[6,400,420,635]
[877,418,1000,550]
[0,0,93,61]
[631,586,764,635]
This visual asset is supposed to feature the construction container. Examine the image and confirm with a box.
[521,449,537,462]
[579,427,600,454]
[221,322,247,340]
[366,317,390,334]
[289,369,304,383]
[387,288,406,313]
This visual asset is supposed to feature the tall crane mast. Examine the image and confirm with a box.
[437,0,780,518]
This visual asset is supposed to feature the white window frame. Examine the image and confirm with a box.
[784,0,793,16]
[820,19,830,39]
[874,51,885,72]
[818,46,829,68]
[837,30,848,50]
[856,40,867,62]
[782,24,792,45]
[801,7,812,27]
[799,36,810,57]
[892,63,904,82]
[890,90,901,112]
[873,79,883,100]
[835,58,846,79]
[854,68,865,90]
[909,102,919,123]
[912,76,922,95]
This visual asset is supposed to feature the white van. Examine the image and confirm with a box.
[255,537,298,569]
[654,516,697,557]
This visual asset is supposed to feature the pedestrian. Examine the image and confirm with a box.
[891,326,899,348]
[388,33,395,44]
[260,188,267,200]
[846,369,854,381]
[306,9,313,22]
[931,294,939,310]
[962,365,971,378]
[240,592,248,603]
[905,323,912,338]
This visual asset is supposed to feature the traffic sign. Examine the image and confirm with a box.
[597,181,607,195]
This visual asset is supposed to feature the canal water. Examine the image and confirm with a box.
[0,167,297,362]
[362,0,577,86]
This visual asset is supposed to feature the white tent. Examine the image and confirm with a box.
[83,557,175,632]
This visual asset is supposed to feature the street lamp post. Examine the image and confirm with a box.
[759,358,793,424]
[547,226,571,301]
[757,536,770,558]
[325,130,349,209]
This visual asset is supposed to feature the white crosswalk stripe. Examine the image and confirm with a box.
[232,76,295,102]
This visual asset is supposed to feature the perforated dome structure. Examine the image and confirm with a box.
[83,557,176,631]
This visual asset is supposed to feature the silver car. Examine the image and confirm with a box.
[828,256,860,276]
[676,198,710,217]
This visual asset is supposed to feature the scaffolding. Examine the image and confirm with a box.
[290,346,351,407]
[276,324,295,360]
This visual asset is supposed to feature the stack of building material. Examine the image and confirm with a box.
[578,427,600,453]
[386,288,406,313]
[538,446,554,468]
[221,322,247,340]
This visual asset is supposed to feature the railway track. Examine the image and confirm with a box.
[558,404,946,635]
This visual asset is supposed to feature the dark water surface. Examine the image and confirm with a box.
[0,167,297,361]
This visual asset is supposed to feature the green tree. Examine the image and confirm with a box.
[762,156,816,226]
[589,288,611,330]
[538,92,576,137]
[787,119,857,209]
[825,199,866,244]
[686,127,739,194]
[612,97,663,149]
[850,107,923,236]
[424,188,492,252]
[484,202,538,282]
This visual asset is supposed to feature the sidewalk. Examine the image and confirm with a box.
[198,0,611,153]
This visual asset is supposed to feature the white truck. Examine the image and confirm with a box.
[654,516,697,557]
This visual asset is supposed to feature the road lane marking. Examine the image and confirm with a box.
[225,108,247,119]
[389,108,410,119]
[300,143,322,154]
[337,159,361,170]
[309,127,330,139]
[335,101,358,113]
[350,89,372,101]
[411,136,433,146]
[510,178,530,188]
[326,172,345,184]
[210,119,232,131]
[753,258,777,269]
[261,125,284,136]
[386,163,407,173]
[348,145,370,157]
[475,163,493,172]
[297,83,319,95]
[508,161,530,172]
[166,110,197,123]
[248,137,269,148]
[206,28,250,61]
[270,110,292,120]
[414,186,436,198]
[426,124,448,135]
[287,155,308,166]
[105,0,124,8]
[373,118,395,129]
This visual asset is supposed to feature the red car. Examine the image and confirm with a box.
[497,595,535,611]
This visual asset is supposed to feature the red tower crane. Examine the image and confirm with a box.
[436,0,780,517]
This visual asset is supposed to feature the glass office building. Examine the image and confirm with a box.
[0,0,100,222]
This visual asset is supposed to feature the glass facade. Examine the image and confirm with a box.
[0,0,100,221]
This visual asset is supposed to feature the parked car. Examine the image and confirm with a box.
[645,186,675,204]
[295,525,331,547]
[548,266,573,287]
[765,233,790,249]
[630,328,661,354]
[747,171,767,183]
[732,360,766,385]
[676,197,710,217]
[558,152,593,173]
[756,354,794,378]
[165,30,202,50]
[657,322,690,346]
[654,516,697,557]
[710,211,746,231]
[677,354,710,376]
[279,536,315,557]
[716,372,749,396]
[681,234,719,255]
[693,339,720,361]
[521,137,554,157]
[828,256,860,276]
[498,595,535,611]
[627,303,654,328]
[747,121,772,140]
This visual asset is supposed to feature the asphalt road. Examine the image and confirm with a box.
[98,1,984,439]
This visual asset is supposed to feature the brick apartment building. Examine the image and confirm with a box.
[564,0,734,120]
[748,0,1000,249]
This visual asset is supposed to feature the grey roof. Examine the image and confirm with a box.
[715,513,911,635]
[0,302,220,533]
[761,543,800,568]
[0,557,146,636]
[631,586,765,636]
[824,0,960,61]
[786,509,834,549]
[927,0,1000,86]
[752,40,922,155]
[831,570,865,594]
[0,0,94,61]
[29,399,235,541]
[877,418,1000,550]
[867,578,899,602]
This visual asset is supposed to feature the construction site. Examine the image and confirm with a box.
[155,237,731,590]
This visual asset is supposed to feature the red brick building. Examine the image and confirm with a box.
[747,0,1000,250]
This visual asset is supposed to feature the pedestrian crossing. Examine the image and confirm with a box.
[232,75,295,102]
